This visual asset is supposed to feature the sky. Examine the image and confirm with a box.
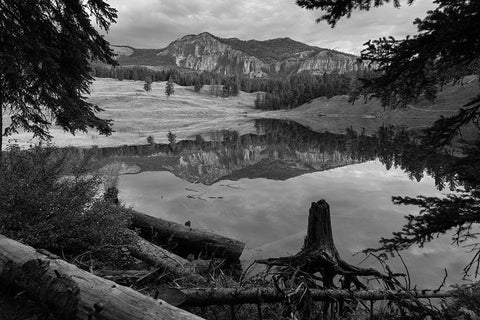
[103,0,436,55]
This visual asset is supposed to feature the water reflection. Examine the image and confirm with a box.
[100,119,470,288]
[118,162,463,288]
[84,119,379,184]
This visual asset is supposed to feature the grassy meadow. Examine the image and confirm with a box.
[2,76,478,148]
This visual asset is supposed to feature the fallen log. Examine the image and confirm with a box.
[131,210,245,261]
[128,235,206,282]
[175,287,453,306]
[0,234,205,320]
[93,269,150,283]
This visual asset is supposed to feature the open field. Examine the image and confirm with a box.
[2,78,261,148]
[2,76,478,148]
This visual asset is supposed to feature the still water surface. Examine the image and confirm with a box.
[115,119,468,288]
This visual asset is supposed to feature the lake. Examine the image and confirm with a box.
[108,119,469,289]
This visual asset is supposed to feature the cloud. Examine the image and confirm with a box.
[104,0,436,54]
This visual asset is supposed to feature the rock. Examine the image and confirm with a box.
[112,32,369,77]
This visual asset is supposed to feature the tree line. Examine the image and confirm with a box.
[90,62,373,108]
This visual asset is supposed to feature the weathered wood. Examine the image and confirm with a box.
[131,210,245,261]
[257,200,391,289]
[0,234,205,320]
[304,200,337,253]
[128,235,208,282]
[175,287,453,307]
[93,269,149,280]
[93,269,156,286]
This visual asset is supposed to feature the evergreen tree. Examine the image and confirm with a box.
[117,67,124,81]
[222,81,231,97]
[165,77,175,99]
[0,0,117,151]
[144,76,152,92]
[297,0,480,140]
[210,78,216,96]
[254,92,263,109]
[230,79,240,96]
[167,130,176,151]
[194,79,203,93]
[296,0,480,273]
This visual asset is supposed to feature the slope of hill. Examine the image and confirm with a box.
[112,32,367,77]
[4,77,477,149]
[112,45,176,67]
[218,36,320,62]
[263,75,480,134]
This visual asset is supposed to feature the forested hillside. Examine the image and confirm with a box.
[90,63,374,110]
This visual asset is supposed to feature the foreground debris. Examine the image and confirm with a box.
[131,209,245,260]
[0,234,205,320]
[174,287,452,306]
[257,200,393,289]
[128,234,207,282]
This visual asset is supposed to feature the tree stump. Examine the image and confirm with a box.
[257,200,389,288]
[257,200,394,318]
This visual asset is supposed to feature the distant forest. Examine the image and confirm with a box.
[90,62,375,110]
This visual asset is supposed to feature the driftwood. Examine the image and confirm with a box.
[93,269,152,285]
[93,269,150,280]
[128,234,207,282]
[174,287,453,306]
[131,210,245,261]
[257,200,391,289]
[0,234,205,320]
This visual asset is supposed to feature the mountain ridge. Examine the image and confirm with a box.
[112,32,367,77]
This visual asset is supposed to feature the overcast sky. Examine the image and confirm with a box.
[104,0,436,55]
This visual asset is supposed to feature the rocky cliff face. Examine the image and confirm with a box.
[112,32,367,77]
[158,33,268,78]
[296,50,364,74]
[168,144,360,185]
[112,45,134,57]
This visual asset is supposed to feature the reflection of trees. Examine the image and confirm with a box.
[174,120,380,183]
[375,126,457,189]
[252,119,377,161]
[76,119,381,183]
[372,126,480,276]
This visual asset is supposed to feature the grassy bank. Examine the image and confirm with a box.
[1,78,260,148]
[2,76,477,149]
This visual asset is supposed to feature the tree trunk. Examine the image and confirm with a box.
[304,200,337,253]
[131,210,245,261]
[0,104,3,160]
[173,287,452,307]
[0,234,205,320]
[257,200,392,288]
[128,235,206,282]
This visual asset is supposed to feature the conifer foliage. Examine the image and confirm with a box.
[0,0,118,149]
[297,0,480,273]
[143,76,152,92]
[298,0,480,141]
[91,64,364,111]
[165,76,175,99]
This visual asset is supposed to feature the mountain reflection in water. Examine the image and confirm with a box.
[85,119,468,288]
[87,119,378,184]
